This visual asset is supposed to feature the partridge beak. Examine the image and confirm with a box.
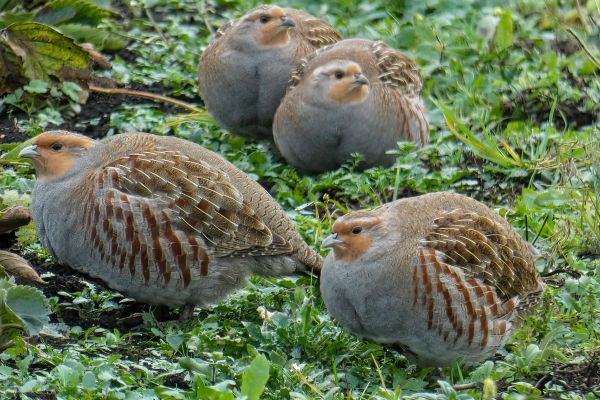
[280,16,295,28]
[18,144,39,159]
[321,234,344,249]
[354,73,369,86]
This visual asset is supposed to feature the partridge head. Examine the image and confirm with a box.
[20,131,322,310]
[320,192,544,367]
[273,38,429,172]
[198,5,342,140]
[299,60,370,105]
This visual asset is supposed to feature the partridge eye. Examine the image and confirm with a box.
[51,143,63,151]
[351,226,362,235]
[259,15,270,23]
[334,71,344,79]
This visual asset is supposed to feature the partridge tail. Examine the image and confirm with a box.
[295,245,323,275]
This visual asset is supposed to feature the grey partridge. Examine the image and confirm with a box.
[198,5,342,140]
[273,38,429,172]
[20,131,322,309]
[320,192,544,367]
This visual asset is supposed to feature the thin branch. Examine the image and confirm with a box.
[0,340,15,352]
[575,0,593,33]
[371,354,387,391]
[88,84,204,114]
[567,27,600,69]
[452,382,481,390]
[197,0,215,36]
[541,267,571,278]
[532,214,550,246]
[144,6,168,44]
[535,373,552,390]
[290,363,324,396]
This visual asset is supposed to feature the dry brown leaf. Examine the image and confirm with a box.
[0,206,32,234]
[0,251,45,284]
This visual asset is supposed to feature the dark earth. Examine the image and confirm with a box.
[0,81,197,145]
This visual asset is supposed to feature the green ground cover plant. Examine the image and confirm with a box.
[0,0,598,398]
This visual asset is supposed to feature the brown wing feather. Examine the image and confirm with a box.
[213,20,235,40]
[412,208,544,349]
[289,10,341,81]
[371,41,422,96]
[299,16,342,47]
[287,41,336,90]
[91,149,293,258]
[420,209,542,302]
[371,41,429,145]
[288,53,313,90]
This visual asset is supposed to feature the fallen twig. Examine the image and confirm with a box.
[453,382,482,390]
[567,27,600,68]
[290,363,324,396]
[88,84,204,114]
[535,373,552,390]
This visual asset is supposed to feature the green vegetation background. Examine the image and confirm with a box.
[0,0,598,398]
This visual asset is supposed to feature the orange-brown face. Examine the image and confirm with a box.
[245,6,295,47]
[316,61,370,104]
[19,131,96,182]
[326,214,383,262]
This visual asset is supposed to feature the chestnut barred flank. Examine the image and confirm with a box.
[413,209,541,355]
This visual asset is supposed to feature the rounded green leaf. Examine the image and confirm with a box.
[5,284,50,335]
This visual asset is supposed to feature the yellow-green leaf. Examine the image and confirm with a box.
[1,22,91,83]
[492,10,513,52]
[241,353,270,400]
